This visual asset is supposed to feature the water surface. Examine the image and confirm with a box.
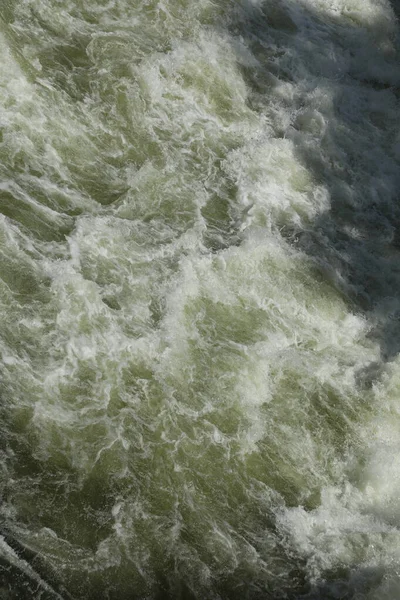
[1,0,400,598]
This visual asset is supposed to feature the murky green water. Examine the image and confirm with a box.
[2,0,400,598]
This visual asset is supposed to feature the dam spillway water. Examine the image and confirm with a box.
[1,0,400,598]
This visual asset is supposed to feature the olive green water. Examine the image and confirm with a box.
[2,0,400,598]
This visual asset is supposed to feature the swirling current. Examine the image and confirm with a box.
[2,0,400,598]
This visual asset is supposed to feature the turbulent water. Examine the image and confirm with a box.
[3,0,400,598]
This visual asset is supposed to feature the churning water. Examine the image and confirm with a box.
[2,0,400,598]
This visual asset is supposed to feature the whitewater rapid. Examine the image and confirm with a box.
[1,0,400,598]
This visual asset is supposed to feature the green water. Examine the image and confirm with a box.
[1,0,400,598]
